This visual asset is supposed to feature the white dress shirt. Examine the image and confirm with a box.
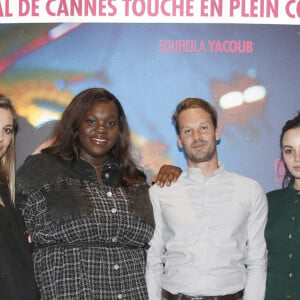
[146,162,267,300]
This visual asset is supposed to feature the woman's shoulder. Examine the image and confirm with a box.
[267,187,288,202]
[18,152,55,168]
[16,152,67,187]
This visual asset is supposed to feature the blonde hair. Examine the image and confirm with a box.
[0,94,18,203]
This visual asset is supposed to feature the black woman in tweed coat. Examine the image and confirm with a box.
[16,88,155,300]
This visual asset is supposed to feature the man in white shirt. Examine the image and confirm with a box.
[146,98,267,300]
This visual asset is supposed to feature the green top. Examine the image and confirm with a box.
[265,180,300,300]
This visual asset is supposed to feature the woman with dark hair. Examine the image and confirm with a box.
[0,94,38,299]
[265,112,300,300]
[16,88,155,299]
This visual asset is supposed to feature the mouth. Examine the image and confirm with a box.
[91,136,108,145]
[293,166,300,172]
[191,142,206,149]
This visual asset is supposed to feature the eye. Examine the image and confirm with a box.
[107,120,117,127]
[283,149,293,155]
[200,126,208,131]
[183,128,192,135]
[86,118,96,124]
[4,127,13,135]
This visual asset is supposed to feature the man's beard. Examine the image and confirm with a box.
[186,142,217,164]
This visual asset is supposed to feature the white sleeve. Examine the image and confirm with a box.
[146,187,165,300]
[243,182,268,300]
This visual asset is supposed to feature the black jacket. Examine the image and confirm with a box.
[0,184,39,300]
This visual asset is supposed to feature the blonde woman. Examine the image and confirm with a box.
[0,94,38,299]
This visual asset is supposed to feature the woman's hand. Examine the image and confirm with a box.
[152,165,182,187]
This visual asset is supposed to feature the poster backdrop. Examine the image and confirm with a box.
[1,0,300,192]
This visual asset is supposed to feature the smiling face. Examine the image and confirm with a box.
[78,101,120,166]
[177,107,220,168]
[0,107,14,160]
[282,127,300,182]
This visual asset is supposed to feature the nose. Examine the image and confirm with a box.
[94,124,107,133]
[296,149,300,162]
[193,129,203,139]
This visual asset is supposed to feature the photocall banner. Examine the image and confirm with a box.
[1,0,300,24]
[0,1,299,192]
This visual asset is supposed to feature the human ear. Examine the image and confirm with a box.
[177,135,183,148]
[215,126,221,142]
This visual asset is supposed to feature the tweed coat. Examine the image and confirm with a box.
[16,153,154,300]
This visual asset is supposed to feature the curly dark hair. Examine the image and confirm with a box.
[44,88,146,185]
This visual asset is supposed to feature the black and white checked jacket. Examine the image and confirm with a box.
[16,153,154,300]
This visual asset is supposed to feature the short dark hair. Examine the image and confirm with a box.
[280,112,300,187]
[172,98,218,134]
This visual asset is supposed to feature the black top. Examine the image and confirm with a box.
[265,180,300,300]
[0,184,39,300]
[16,153,154,299]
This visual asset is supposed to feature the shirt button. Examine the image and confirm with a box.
[289,272,293,278]
[295,199,299,204]
[113,264,120,270]
[289,253,293,259]
[291,216,296,221]
[117,294,123,299]
[111,208,117,214]
[112,237,118,242]
[289,233,292,239]
[107,191,112,197]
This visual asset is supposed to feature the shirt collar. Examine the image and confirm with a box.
[186,161,225,179]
